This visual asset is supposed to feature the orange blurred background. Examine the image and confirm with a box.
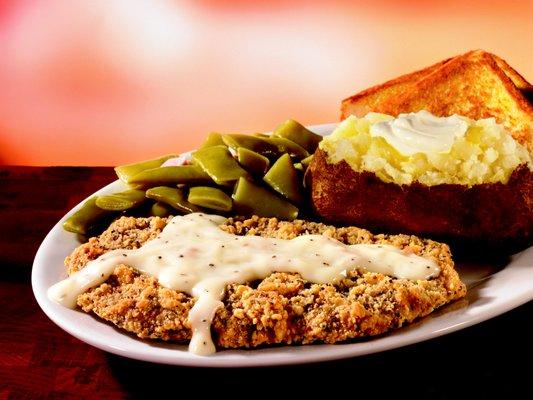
[1,0,532,166]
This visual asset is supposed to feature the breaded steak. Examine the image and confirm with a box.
[66,216,466,349]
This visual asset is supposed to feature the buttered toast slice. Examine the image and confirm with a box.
[341,50,533,148]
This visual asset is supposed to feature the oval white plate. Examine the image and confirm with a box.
[32,123,533,367]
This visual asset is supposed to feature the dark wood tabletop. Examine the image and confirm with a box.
[1,166,531,399]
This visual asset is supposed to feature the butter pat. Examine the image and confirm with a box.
[370,110,469,156]
[320,111,531,186]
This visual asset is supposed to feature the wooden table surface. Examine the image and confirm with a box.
[1,166,531,399]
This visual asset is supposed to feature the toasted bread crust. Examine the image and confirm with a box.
[491,53,531,89]
[68,215,466,349]
[310,149,533,245]
[341,50,533,149]
[340,57,452,118]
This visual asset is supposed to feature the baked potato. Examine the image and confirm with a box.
[309,113,533,247]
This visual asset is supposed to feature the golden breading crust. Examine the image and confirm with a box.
[67,216,466,349]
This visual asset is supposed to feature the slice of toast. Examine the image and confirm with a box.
[491,53,531,90]
[340,57,452,119]
[341,50,533,148]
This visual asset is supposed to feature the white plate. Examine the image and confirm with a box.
[32,123,533,367]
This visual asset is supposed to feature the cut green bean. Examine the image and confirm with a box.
[128,165,212,186]
[114,154,178,183]
[232,177,298,220]
[273,119,322,153]
[264,137,309,160]
[188,186,232,212]
[63,197,115,235]
[95,189,147,211]
[146,186,203,213]
[150,202,174,217]
[200,132,225,148]
[63,119,325,239]
[263,154,303,204]
[222,134,280,159]
[301,154,314,168]
[192,145,249,185]
[237,147,270,175]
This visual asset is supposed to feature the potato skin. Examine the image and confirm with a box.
[309,149,533,246]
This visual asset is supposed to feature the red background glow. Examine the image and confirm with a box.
[0,0,531,165]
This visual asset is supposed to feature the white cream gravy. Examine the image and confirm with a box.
[48,213,440,355]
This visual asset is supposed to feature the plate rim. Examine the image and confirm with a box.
[31,122,533,367]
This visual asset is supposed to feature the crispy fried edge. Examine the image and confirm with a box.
[70,216,466,349]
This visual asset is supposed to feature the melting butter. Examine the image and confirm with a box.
[48,213,440,356]
[370,110,469,156]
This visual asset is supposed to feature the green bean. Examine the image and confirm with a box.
[223,134,308,160]
[201,132,225,148]
[263,154,303,204]
[63,197,115,235]
[273,119,322,153]
[237,147,270,175]
[95,189,147,211]
[64,120,323,238]
[150,202,174,217]
[222,134,280,158]
[232,177,298,220]
[128,165,212,186]
[114,154,178,183]
[192,145,249,185]
[264,137,309,160]
[301,154,314,168]
[145,186,203,213]
[188,186,232,212]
